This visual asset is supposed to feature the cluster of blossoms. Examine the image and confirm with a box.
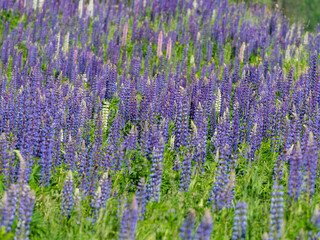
[0,0,319,238]
[232,202,247,240]
[0,153,35,240]
[269,182,285,240]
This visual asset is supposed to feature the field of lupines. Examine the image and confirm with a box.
[1,0,320,239]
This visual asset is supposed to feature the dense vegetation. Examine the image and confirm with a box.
[0,0,320,239]
[242,0,320,31]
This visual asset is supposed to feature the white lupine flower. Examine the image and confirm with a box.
[101,101,110,130]
[215,88,221,113]
[296,44,304,61]
[304,32,309,45]
[60,129,64,142]
[190,55,195,65]
[78,0,84,18]
[170,135,175,150]
[285,45,291,61]
[33,0,44,9]
[296,24,301,40]
[55,32,60,59]
[287,27,293,43]
[212,10,216,22]
[193,0,198,9]
[63,32,69,55]
[87,0,94,18]
[251,123,257,137]
[187,9,191,16]
[197,32,201,43]
[82,74,88,83]
[276,23,281,33]
[239,42,246,62]
[214,148,220,163]
[74,188,81,225]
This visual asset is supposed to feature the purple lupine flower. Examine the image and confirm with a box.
[213,108,230,154]
[173,89,187,152]
[232,202,247,240]
[173,154,181,172]
[179,209,196,240]
[0,184,18,233]
[119,197,139,240]
[302,132,318,197]
[193,103,208,171]
[287,142,302,200]
[91,186,102,225]
[0,133,11,187]
[179,148,192,192]
[15,150,28,185]
[124,125,138,152]
[146,137,164,202]
[208,145,235,210]
[99,172,112,209]
[15,184,36,240]
[194,209,213,240]
[39,121,55,186]
[61,171,74,218]
[136,177,147,219]
[310,205,320,239]
[269,182,284,240]
[65,134,75,170]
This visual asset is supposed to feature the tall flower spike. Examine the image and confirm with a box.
[179,149,192,192]
[0,184,18,233]
[232,202,247,240]
[61,171,74,218]
[215,88,221,114]
[87,0,94,17]
[310,205,320,238]
[101,100,110,131]
[136,177,147,219]
[74,188,82,225]
[99,172,112,209]
[14,150,28,185]
[208,145,234,210]
[179,209,196,240]
[269,182,284,240]
[63,32,70,55]
[78,0,84,18]
[302,132,318,197]
[119,197,139,240]
[147,137,164,202]
[194,209,213,240]
[91,187,102,225]
[157,31,163,57]
[122,21,129,46]
[166,38,172,60]
[287,143,302,200]
[239,42,246,62]
[15,184,36,240]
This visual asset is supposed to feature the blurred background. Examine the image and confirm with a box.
[238,0,320,31]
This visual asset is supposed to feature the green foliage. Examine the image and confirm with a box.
[238,0,320,31]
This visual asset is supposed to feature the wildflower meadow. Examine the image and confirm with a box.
[0,0,320,239]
